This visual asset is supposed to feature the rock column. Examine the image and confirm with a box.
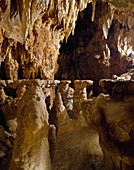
[9,82,51,170]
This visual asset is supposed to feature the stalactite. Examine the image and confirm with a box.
[102,3,115,39]
[65,0,69,14]
[78,0,83,9]
[91,0,96,22]
[108,4,115,29]
[44,0,50,10]
[102,21,108,39]
[72,11,76,35]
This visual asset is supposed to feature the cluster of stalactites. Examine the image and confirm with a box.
[114,2,134,29]
[56,0,93,41]
[9,0,95,42]
[3,0,134,43]
[100,1,134,40]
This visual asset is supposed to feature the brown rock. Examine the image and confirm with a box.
[9,82,51,170]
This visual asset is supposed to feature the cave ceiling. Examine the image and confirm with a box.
[0,0,134,80]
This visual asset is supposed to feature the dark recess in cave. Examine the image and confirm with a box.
[0,109,8,131]
[55,2,133,85]
[59,3,96,54]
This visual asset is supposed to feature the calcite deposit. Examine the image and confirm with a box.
[0,0,92,80]
[0,0,134,170]
[0,79,105,170]
[90,80,134,169]
[0,79,133,170]
[56,1,134,82]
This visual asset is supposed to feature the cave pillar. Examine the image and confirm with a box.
[9,81,51,170]
[73,80,93,117]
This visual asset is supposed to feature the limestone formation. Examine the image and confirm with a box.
[0,0,93,80]
[0,0,134,170]
[56,1,134,82]
[0,80,57,169]
[90,80,134,169]
[112,69,134,81]
[0,79,106,170]
[73,80,93,121]
[9,82,51,170]
[0,78,134,170]
[57,80,73,112]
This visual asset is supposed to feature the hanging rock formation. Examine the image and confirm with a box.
[0,0,92,80]
[56,1,134,82]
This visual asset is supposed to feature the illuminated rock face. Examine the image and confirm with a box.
[0,80,54,169]
[1,1,134,80]
[90,80,134,169]
[56,2,134,82]
[9,82,51,170]
[0,0,92,80]
[0,79,134,170]
[0,79,105,170]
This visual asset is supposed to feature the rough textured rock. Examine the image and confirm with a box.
[56,2,134,84]
[51,128,104,170]
[0,80,56,170]
[0,78,134,170]
[0,0,134,170]
[10,82,51,170]
[0,79,106,170]
[0,0,92,80]
[90,80,134,169]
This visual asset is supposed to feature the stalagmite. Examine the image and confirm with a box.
[73,80,93,118]
[9,82,51,170]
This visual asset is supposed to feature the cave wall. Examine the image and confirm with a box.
[0,1,134,81]
[56,2,134,82]
[0,0,92,80]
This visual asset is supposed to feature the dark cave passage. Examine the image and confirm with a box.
[55,2,134,86]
